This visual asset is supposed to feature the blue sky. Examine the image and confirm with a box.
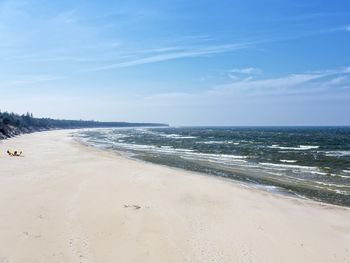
[0,0,350,125]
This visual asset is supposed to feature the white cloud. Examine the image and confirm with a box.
[229,67,261,75]
[345,25,350,32]
[228,74,240,81]
[325,76,348,85]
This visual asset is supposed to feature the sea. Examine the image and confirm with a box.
[75,127,350,207]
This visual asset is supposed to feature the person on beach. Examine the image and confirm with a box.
[7,150,23,157]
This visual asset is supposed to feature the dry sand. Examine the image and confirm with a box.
[0,130,349,263]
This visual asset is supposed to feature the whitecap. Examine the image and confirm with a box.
[299,145,319,149]
[197,140,238,145]
[268,145,319,150]
[280,160,297,163]
[314,181,350,188]
[259,162,318,170]
[197,140,226,144]
[160,134,197,139]
[323,151,350,157]
[329,173,350,179]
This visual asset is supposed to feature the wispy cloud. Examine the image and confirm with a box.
[2,55,99,63]
[229,67,262,75]
[218,73,327,93]
[214,66,350,99]
[141,65,350,105]
[84,43,252,72]
[271,12,347,23]
[1,0,348,76]
[0,1,349,106]
[80,24,348,72]
[0,74,64,87]
[228,67,262,80]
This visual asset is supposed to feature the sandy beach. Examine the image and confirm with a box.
[0,130,349,263]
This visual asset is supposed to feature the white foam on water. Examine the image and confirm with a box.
[329,173,350,179]
[251,184,282,192]
[314,181,350,189]
[323,151,350,157]
[175,148,196,153]
[113,141,197,155]
[299,145,320,149]
[159,133,197,139]
[258,162,330,177]
[280,159,297,163]
[110,134,130,139]
[195,153,246,159]
[112,142,156,150]
[266,172,307,181]
[197,140,239,145]
[118,144,249,161]
[308,171,328,176]
[197,140,226,144]
[87,141,112,149]
[238,163,261,169]
[179,152,247,164]
[334,190,349,195]
[160,145,173,149]
[259,162,318,170]
[268,145,319,150]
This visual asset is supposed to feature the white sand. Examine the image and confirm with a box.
[0,130,349,263]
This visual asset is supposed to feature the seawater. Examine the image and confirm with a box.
[76,127,350,207]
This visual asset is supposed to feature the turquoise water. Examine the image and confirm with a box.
[76,127,350,206]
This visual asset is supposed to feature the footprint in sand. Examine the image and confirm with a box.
[123,204,142,210]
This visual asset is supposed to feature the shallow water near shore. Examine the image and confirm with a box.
[76,127,350,206]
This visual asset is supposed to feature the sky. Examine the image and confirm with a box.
[0,0,350,126]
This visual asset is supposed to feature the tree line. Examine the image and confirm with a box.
[0,111,167,139]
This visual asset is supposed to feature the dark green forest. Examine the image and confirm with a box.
[0,111,167,139]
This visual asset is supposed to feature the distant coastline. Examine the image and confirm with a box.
[0,111,168,140]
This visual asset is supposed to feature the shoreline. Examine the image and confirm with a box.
[1,130,350,262]
[75,136,339,209]
[73,130,350,210]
